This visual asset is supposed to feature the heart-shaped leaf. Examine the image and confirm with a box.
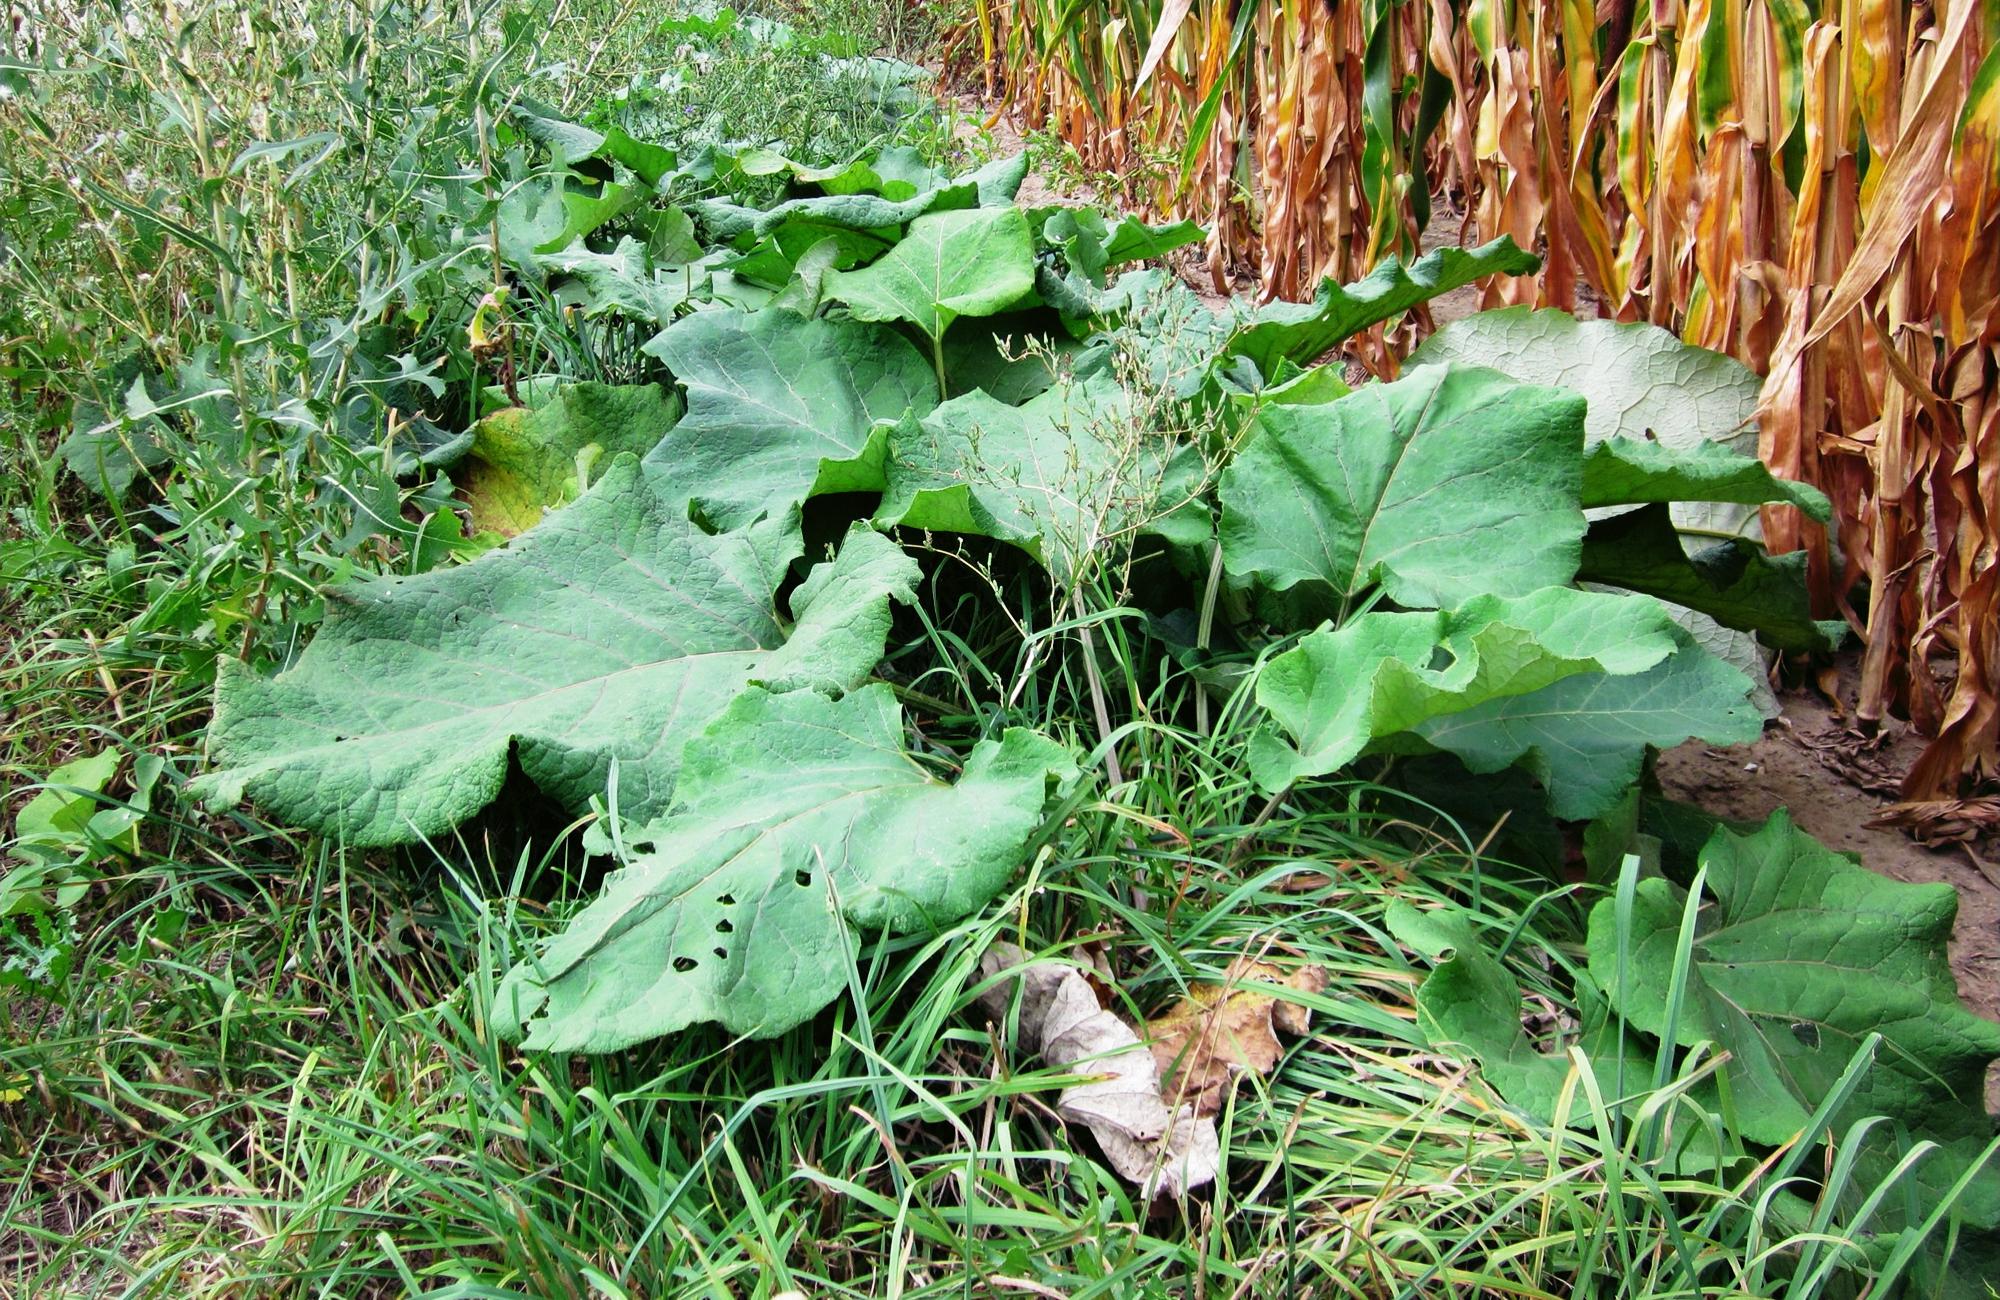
[829,206,1038,350]
[1589,811,2000,1226]
[1408,307,1765,534]
[875,374,1159,580]
[1578,504,1848,653]
[460,382,681,536]
[1409,631,1762,818]
[643,307,937,528]
[1250,587,1687,790]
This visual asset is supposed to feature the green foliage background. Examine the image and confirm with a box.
[1,2,1994,1298]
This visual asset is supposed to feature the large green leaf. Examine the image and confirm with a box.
[1588,812,2000,1226]
[191,458,918,846]
[535,237,711,325]
[1578,504,1847,653]
[496,684,1075,1050]
[498,176,640,262]
[1219,364,1587,610]
[874,374,1155,580]
[828,207,1038,349]
[938,318,1080,406]
[460,383,681,536]
[1408,632,1762,818]
[1224,238,1539,379]
[1407,307,1763,533]
[1036,208,1206,310]
[642,308,937,528]
[1414,311,1818,714]
[702,142,943,199]
[1580,437,1830,522]
[511,97,679,186]
[1035,207,1204,285]
[62,374,177,500]
[1409,307,1759,444]
[693,154,1028,249]
[724,224,892,290]
[1387,901,1657,1123]
[1250,588,1685,790]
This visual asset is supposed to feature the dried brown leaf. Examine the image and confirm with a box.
[1865,798,2000,846]
[1145,957,1328,1119]
[977,943,1219,1198]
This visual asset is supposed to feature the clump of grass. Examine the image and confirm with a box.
[591,15,930,181]
[5,711,1959,1296]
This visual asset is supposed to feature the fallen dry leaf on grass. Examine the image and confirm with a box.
[978,943,1220,1198]
[1146,957,1328,1118]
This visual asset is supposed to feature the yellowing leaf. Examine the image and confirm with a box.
[460,383,681,537]
[1146,957,1328,1118]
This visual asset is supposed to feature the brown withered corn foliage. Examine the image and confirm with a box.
[961,0,1999,803]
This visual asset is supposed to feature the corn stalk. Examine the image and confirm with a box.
[966,0,1999,801]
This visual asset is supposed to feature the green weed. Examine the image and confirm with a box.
[2,2,1992,1298]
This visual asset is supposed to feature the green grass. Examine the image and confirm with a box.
[7,743,1953,1296]
[2,1,1992,1296]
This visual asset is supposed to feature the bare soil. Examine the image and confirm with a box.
[1656,671,2000,1109]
